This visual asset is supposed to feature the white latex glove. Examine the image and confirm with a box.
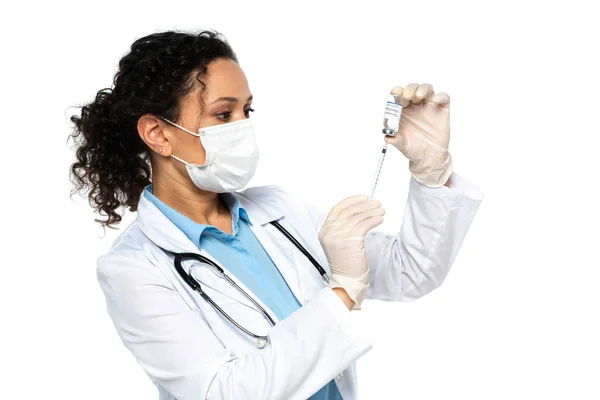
[386,83,453,188]
[318,195,385,309]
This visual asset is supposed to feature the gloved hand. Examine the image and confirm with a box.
[386,83,453,188]
[318,195,385,309]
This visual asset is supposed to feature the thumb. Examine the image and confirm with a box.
[386,128,407,153]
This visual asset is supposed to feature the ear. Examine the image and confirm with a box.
[137,114,172,156]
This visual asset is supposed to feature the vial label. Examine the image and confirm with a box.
[384,101,403,121]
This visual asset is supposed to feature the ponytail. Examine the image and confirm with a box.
[69,88,151,228]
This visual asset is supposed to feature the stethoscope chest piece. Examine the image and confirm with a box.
[256,338,268,349]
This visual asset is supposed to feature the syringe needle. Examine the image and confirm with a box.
[368,141,388,200]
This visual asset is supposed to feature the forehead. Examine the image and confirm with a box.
[201,58,250,99]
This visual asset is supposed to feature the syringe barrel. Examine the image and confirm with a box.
[368,142,389,199]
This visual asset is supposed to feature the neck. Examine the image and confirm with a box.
[152,171,229,226]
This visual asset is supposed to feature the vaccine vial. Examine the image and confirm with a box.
[382,94,403,137]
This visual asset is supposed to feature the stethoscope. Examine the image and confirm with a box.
[172,220,329,349]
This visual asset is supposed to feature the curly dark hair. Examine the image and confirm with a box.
[68,30,238,228]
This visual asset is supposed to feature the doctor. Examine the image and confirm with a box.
[69,30,482,400]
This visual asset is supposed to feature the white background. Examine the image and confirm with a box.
[1,1,599,399]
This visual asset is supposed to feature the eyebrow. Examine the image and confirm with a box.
[208,95,253,105]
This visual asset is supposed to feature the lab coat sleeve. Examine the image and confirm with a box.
[299,171,483,301]
[97,252,372,400]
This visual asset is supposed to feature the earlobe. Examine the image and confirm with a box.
[138,114,171,156]
[153,144,171,157]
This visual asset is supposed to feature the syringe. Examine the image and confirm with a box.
[368,140,388,199]
[368,93,404,199]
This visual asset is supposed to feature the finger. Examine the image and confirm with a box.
[328,195,369,218]
[428,92,451,108]
[347,206,385,227]
[339,199,381,221]
[355,215,385,236]
[413,83,434,105]
[390,86,404,97]
[402,83,419,104]
[390,86,410,107]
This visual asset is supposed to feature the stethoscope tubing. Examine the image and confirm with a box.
[172,220,326,347]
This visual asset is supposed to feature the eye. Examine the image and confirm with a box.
[216,108,255,121]
[216,111,231,121]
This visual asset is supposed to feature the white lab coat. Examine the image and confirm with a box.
[97,172,483,400]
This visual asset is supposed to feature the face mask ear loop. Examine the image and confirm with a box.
[170,154,190,166]
[159,116,201,137]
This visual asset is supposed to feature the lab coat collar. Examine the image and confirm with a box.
[234,189,284,226]
[136,187,284,254]
[142,185,251,246]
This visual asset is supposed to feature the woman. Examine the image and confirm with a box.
[69,30,482,400]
